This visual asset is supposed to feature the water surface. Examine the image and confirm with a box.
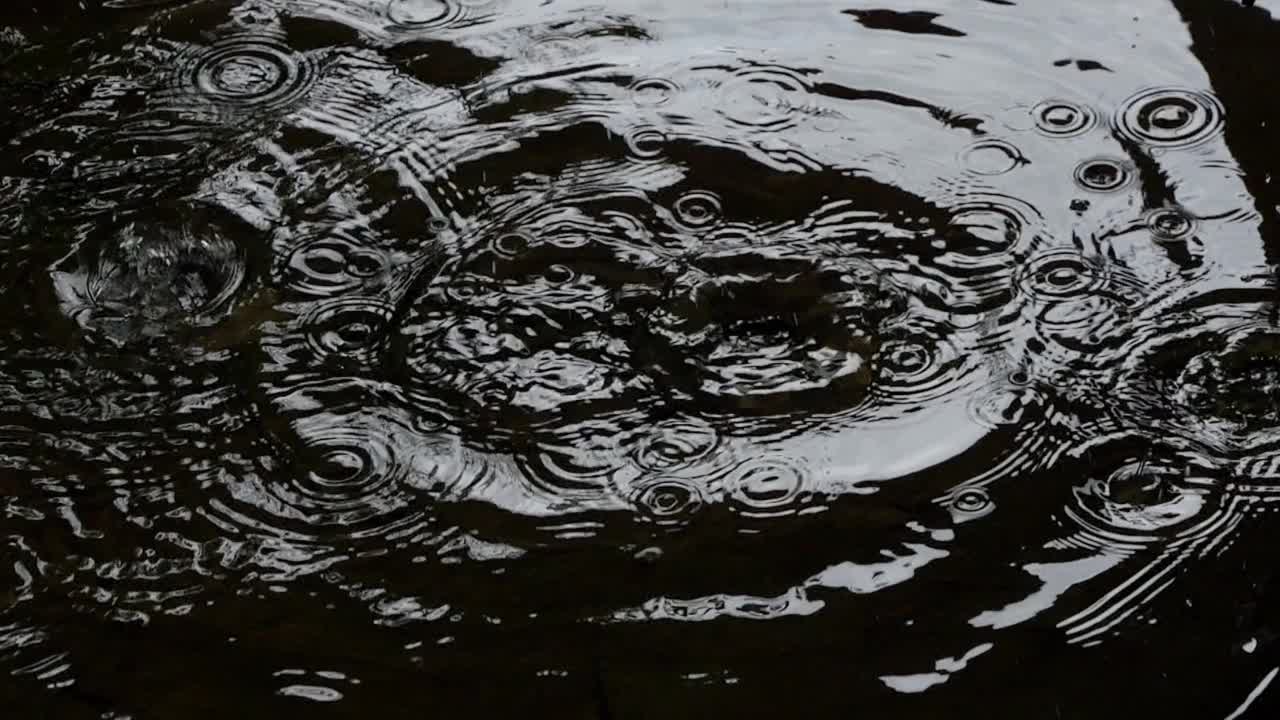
[3,0,1280,717]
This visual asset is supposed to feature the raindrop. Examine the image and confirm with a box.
[50,207,248,341]
[726,458,811,518]
[876,338,940,389]
[1073,158,1133,192]
[943,202,1025,256]
[545,229,591,250]
[880,340,933,378]
[1037,295,1128,355]
[1058,435,1225,552]
[1008,368,1033,386]
[1019,249,1106,301]
[931,193,1041,281]
[314,449,365,485]
[490,231,533,259]
[169,35,319,113]
[295,442,389,514]
[714,64,813,130]
[673,190,723,229]
[1032,99,1097,137]
[303,298,393,360]
[204,406,432,548]
[959,139,1025,175]
[1072,459,1211,535]
[1167,326,1280,431]
[513,424,625,504]
[104,0,185,6]
[278,684,343,703]
[1101,463,1177,507]
[946,304,990,330]
[385,0,467,29]
[813,113,841,132]
[1115,87,1225,149]
[871,323,974,410]
[952,487,992,515]
[625,126,666,160]
[347,250,384,278]
[644,259,886,416]
[543,264,575,284]
[632,417,719,471]
[635,479,705,526]
[630,77,679,106]
[282,234,387,297]
[1146,208,1196,242]
[967,385,1038,429]
[634,546,664,563]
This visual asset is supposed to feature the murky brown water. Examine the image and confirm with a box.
[4,0,1280,716]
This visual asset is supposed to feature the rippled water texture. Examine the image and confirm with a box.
[4,0,1280,717]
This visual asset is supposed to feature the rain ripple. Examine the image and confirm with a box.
[153,32,326,125]
[1049,433,1237,646]
[202,396,439,561]
[0,0,1273,711]
[47,199,252,345]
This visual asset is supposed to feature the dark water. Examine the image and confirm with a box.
[3,0,1280,716]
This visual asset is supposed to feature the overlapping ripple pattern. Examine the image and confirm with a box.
[1,0,1279,716]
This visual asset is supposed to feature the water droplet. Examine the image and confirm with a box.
[1146,208,1196,242]
[511,422,627,503]
[644,259,886,416]
[1074,458,1211,534]
[944,203,1024,255]
[205,405,433,550]
[726,458,811,518]
[672,190,723,229]
[630,77,679,106]
[543,264,575,284]
[1073,158,1133,192]
[881,341,933,377]
[303,298,393,359]
[967,385,1037,429]
[1166,326,1280,431]
[952,487,992,515]
[1019,250,1106,301]
[50,206,248,341]
[347,250,384,278]
[872,323,974,410]
[1032,100,1097,137]
[1151,104,1190,130]
[278,684,344,702]
[1116,87,1225,148]
[282,233,386,297]
[314,449,365,486]
[491,231,532,259]
[959,139,1025,175]
[634,546,664,563]
[636,479,704,525]
[632,417,719,471]
[385,0,467,29]
[625,126,666,159]
[813,113,841,132]
[169,35,319,113]
[714,64,813,130]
